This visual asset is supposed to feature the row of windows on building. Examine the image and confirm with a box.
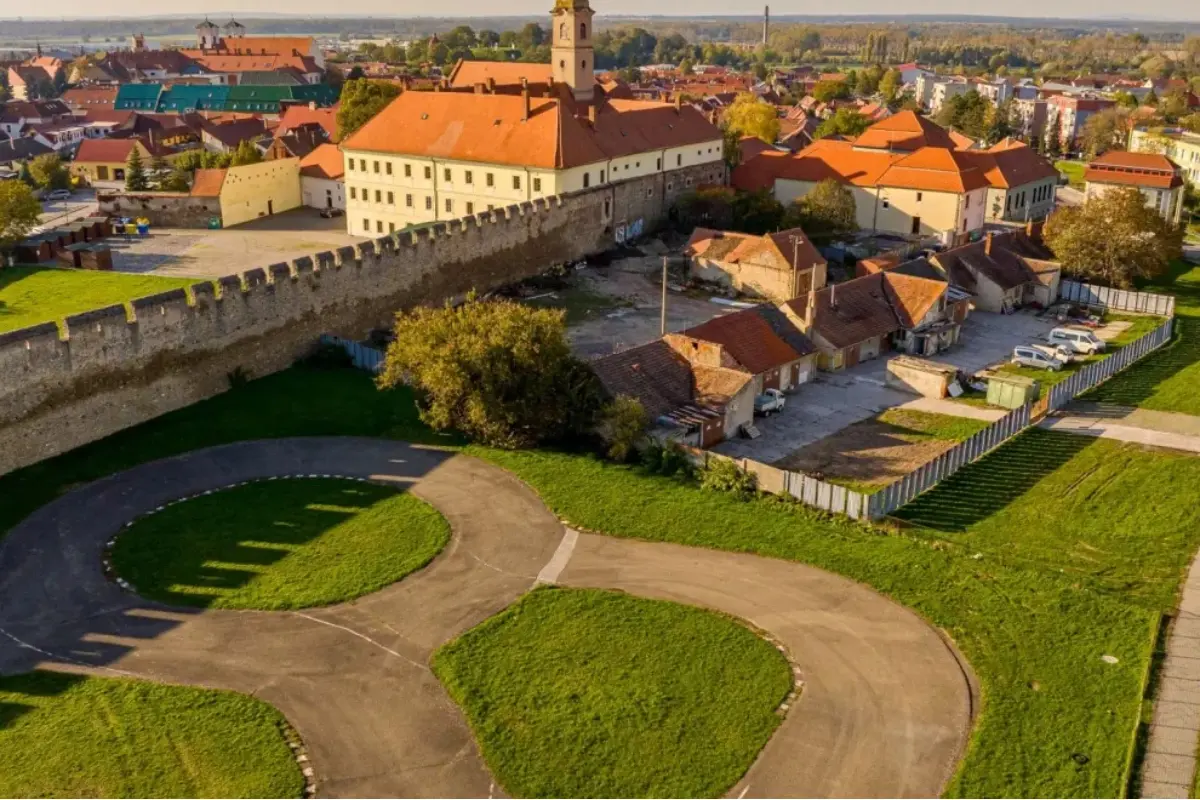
[348,185,530,210]
[1006,183,1053,211]
[347,158,541,191]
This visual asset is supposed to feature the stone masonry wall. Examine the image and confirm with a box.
[98,192,222,228]
[0,163,722,476]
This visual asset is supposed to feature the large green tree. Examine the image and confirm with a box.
[124,146,149,191]
[377,297,604,449]
[0,181,41,258]
[784,179,858,244]
[337,79,404,139]
[27,154,70,191]
[722,93,780,144]
[230,140,262,167]
[1043,188,1183,288]
[1079,108,1129,159]
[813,108,872,141]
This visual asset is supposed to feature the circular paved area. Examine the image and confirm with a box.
[0,438,973,798]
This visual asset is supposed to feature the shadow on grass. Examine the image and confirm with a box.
[892,429,1095,532]
[0,670,88,732]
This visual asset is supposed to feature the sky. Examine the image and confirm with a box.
[10,0,1200,22]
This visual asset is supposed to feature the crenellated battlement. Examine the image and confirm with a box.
[0,161,725,476]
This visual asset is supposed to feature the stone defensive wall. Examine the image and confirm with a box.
[0,165,720,476]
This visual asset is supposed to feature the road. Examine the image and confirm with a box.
[34,188,98,232]
[0,438,973,798]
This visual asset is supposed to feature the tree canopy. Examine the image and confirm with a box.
[337,79,404,139]
[784,179,859,244]
[1043,188,1183,288]
[814,108,872,141]
[124,146,149,192]
[1080,108,1129,159]
[377,296,604,449]
[0,181,41,256]
[27,154,70,191]
[722,94,780,144]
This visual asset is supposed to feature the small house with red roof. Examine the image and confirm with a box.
[685,226,827,302]
[1084,150,1186,225]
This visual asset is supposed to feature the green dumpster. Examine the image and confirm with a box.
[986,373,1041,409]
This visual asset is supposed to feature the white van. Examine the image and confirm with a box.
[1047,326,1106,355]
[1012,345,1064,371]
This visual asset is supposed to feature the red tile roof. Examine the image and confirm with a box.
[732,140,903,191]
[74,137,144,163]
[851,110,957,152]
[679,307,805,374]
[276,103,339,142]
[299,143,344,180]
[190,168,227,197]
[1084,150,1184,189]
[969,141,1060,189]
[876,147,991,193]
[686,226,825,274]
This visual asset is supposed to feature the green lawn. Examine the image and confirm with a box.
[0,670,303,798]
[523,285,632,325]
[3,365,1199,796]
[0,265,196,334]
[110,479,449,610]
[433,587,792,798]
[1086,260,1200,413]
[995,313,1165,388]
[876,408,991,441]
[1056,160,1086,189]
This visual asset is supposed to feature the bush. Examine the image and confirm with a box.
[699,457,757,500]
[599,395,647,462]
[639,441,694,479]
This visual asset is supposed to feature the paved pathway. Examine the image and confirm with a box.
[1044,406,1200,797]
[0,438,973,798]
[899,396,1007,422]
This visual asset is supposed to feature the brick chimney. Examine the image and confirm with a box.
[805,288,816,328]
[487,77,496,93]
[587,103,596,124]
[521,78,530,122]
[474,82,485,94]
[985,231,994,256]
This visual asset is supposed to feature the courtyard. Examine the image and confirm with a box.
[713,310,1059,465]
[104,209,362,278]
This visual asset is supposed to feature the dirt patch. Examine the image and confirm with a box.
[773,417,961,491]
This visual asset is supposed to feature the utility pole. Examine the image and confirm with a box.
[661,255,669,336]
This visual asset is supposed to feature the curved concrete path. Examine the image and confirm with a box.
[0,438,972,798]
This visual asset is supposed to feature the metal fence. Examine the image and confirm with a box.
[867,404,1032,519]
[320,334,385,373]
[1045,318,1174,410]
[1059,280,1176,317]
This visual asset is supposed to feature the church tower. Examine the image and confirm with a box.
[551,0,595,104]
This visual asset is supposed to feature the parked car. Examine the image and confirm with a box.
[754,388,786,416]
[319,207,344,218]
[1012,345,1064,371]
[1047,326,1106,355]
[46,189,72,201]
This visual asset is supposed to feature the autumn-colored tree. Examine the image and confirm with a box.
[230,139,262,167]
[722,93,780,144]
[27,154,70,191]
[377,296,604,449]
[1043,188,1183,288]
[878,68,902,102]
[1080,108,1129,159]
[812,79,850,103]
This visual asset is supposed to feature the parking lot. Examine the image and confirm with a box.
[713,310,1060,464]
[108,209,362,278]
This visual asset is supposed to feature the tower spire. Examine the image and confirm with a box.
[550,0,595,104]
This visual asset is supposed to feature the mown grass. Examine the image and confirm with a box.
[433,587,792,798]
[3,363,1198,796]
[524,285,633,325]
[0,670,303,798]
[474,437,1195,798]
[876,408,991,441]
[110,479,449,610]
[1056,160,1086,189]
[1087,260,1200,414]
[0,265,196,333]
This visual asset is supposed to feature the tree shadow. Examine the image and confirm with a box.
[892,429,1096,532]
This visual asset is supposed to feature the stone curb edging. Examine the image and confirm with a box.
[98,472,380,800]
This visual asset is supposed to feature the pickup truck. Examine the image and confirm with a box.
[753,388,786,416]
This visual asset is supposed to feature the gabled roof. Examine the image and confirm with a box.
[969,141,1060,189]
[446,60,556,89]
[74,137,145,163]
[341,92,719,169]
[732,140,903,191]
[685,226,825,274]
[678,307,806,374]
[782,274,901,349]
[932,230,1056,292]
[0,136,52,164]
[877,147,991,193]
[276,103,339,141]
[200,117,268,148]
[190,168,227,197]
[882,272,948,328]
[851,110,957,152]
[589,339,695,419]
[299,142,344,180]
